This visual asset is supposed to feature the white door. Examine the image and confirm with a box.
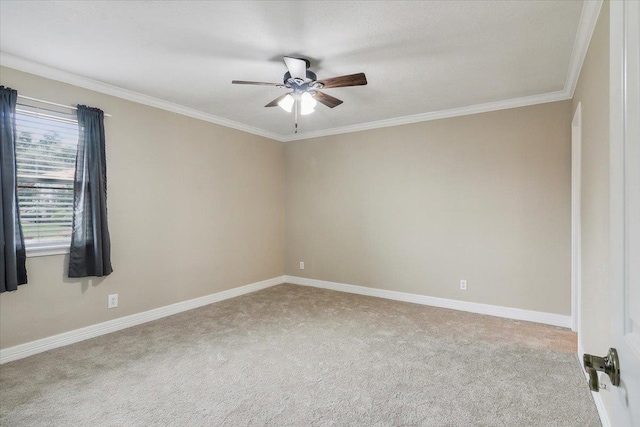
[609,1,640,426]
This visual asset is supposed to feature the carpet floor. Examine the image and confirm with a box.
[1,284,600,426]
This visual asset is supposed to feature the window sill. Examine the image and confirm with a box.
[26,245,70,258]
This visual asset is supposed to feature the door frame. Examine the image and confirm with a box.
[571,103,582,335]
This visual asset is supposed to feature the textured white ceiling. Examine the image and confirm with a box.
[0,1,584,138]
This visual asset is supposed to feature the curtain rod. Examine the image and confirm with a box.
[17,94,112,117]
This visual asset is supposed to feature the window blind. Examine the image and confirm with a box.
[15,108,79,248]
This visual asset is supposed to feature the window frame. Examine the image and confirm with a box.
[14,104,78,258]
[26,244,70,258]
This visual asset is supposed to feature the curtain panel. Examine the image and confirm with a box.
[0,86,28,292]
[68,105,113,278]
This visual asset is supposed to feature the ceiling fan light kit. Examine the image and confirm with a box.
[232,56,367,133]
[300,92,317,115]
[278,94,295,113]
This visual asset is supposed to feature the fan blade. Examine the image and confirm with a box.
[283,57,307,80]
[232,80,283,86]
[265,93,290,107]
[314,91,343,108]
[318,73,367,89]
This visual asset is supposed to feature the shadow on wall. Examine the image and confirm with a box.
[59,254,107,293]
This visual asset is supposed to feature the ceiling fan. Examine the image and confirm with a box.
[232,56,367,133]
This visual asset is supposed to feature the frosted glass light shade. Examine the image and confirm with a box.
[278,94,295,112]
[300,92,317,115]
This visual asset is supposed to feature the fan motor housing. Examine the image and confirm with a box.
[284,70,318,90]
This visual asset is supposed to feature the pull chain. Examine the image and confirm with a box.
[294,98,299,134]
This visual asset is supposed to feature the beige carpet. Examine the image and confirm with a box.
[0,284,600,426]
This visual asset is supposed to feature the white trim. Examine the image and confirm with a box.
[285,275,572,328]
[25,245,69,258]
[578,341,585,364]
[592,392,611,427]
[281,91,570,142]
[1,51,571,143]
[0,53,283,142]
[571,102,583,333]
[1,0,604,147]
[565,0,605,98]
[0,275,285,365]
[577,361,612,427]
[575,341,609,427]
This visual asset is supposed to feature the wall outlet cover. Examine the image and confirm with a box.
[108,294,118,309]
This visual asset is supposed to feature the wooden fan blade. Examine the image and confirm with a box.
[283,57,307,80]
[314,91,343,108]
[318,73,367,89]
[265,93,289,107]
[232,80,283,86]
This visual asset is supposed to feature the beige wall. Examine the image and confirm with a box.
[572,0,610,403]
[285,101,573,315]
[0,67,285,348]
[1,51,583,349]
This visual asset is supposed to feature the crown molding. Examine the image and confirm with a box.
[282,90,570,142]
[0,52,283,142]
[284,0,603,142]
[564,0,604,98]
[1,0,601,143]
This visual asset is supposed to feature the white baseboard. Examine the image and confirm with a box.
[577,341,610,427]
[591,390,611,427]
[285,275,572,328]
[1,275,573,364]
[577,356,611,427]
[0,275,285,365]
[577,341,585,365]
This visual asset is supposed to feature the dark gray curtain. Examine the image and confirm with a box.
[0,86,28,292]
[68,105,113,278]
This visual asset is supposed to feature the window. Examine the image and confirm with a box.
[15,106,78,250]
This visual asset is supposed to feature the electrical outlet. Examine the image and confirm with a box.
[299,261,305,270]
[460,280,467,291]
[108,294,118,308]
